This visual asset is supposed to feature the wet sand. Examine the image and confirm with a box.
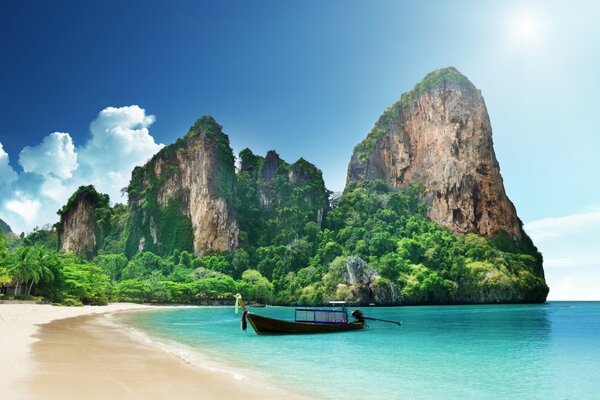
[28,311,307,400]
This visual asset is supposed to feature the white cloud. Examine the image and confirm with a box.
[548,274,600,301]
[527,207,600,300]
[4,191,42,228]
[0,142,18,186]
[40,176,77,203]
[549,275,575,300]
[19,132,78,179]
[0,105,163,234]
[524,210,600,243]
[78,105,163,203]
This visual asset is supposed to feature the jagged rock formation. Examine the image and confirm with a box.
[347,67,523,240]
[58,118,327,258]
[237,148,328,246]
[0,218,12,235]
[126,116,238,257]
[335,257,401,305]
[56,185,108,259]
[261,150,281,181]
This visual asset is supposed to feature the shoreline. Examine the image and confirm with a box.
[0,303,309,400]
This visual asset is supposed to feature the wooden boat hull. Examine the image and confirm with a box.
[246,312,365,335]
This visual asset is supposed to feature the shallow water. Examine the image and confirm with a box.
[118,302,600,399]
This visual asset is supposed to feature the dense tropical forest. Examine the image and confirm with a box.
[0,178,548,306]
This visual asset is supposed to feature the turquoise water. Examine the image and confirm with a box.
[117,302,600,399]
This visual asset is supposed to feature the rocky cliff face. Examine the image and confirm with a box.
[347,67,523,240]
[0,218,12,235]
[57,185,108,259]
[126,116,238,257]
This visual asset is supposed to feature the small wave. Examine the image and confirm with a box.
[103,313,249,381]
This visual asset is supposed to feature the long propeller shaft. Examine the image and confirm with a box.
[362,316,402,326]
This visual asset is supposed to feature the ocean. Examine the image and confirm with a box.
[115,302,600,399]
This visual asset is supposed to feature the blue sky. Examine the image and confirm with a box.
[0,0,598,299]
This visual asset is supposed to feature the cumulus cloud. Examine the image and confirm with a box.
[19,132,78,179]
[77,105,163,202]
[0,142,18,186]
[4,191,42,228]
[0,105,163,234]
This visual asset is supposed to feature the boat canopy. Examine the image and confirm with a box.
[295,308,348,324]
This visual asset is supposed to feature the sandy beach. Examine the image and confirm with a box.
[0,303,307,400]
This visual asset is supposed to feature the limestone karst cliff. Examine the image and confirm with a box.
[56,185,108,259]
[347,67,523,241]
[125,116,238,257]
[56,119,328,259]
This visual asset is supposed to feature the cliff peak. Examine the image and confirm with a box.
[262,150,281,180]
[399,66,475,106]
[185,115,223,139]
[347,67,523,240]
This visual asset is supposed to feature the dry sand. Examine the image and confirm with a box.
[0,303,308,400]
[0,303,151,399]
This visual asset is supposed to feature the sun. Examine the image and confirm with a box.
[509,11,544,44]
[515,17,538,39]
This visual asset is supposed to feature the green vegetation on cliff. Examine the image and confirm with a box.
[323,180,547,303]
[236,149,328,246]
[2,112,547,306]
[125,170,194,258]
[57,185,109,218]
[1,179,547,306]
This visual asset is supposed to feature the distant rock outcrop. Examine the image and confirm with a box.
[347,67,523,240]
[126,116,239,257]
[0,218,12,235]
[56,185,108,259]
[336,257,401,305]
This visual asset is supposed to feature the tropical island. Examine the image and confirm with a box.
[0,67,549,307]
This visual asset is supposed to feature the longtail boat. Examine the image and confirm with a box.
[234,294,366,335]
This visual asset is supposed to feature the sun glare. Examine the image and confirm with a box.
[509,11,545,45]
[515,17,538,38]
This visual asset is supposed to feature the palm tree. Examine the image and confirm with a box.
[8,246,55,296]
[0,231,10,286]
[26,246,55,295]
[8,246,36,295]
